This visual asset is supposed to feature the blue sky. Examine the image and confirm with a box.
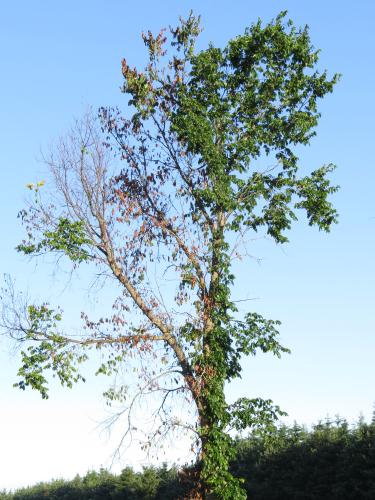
[1,0,374,490]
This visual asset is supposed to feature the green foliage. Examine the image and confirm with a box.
[14,305,87,399]
[233,417,375,499]
[229,398,287,432]
[0,465,185,500]
[2,418,375,500]
[9,10,339,499]
[171,11,339,242]
[17,217,91,262]
[157,11,337,496]
[226,313,290,379]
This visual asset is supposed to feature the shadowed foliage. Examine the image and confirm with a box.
[2,417,375,500]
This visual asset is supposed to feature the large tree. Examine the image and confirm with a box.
[1,12,338,499]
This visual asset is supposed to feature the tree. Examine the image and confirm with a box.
[1,11,339,499]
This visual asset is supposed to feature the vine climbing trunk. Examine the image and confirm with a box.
[193,217,241,499]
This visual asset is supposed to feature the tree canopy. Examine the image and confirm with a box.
[1,11,339,499]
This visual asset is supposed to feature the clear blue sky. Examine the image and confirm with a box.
[1,0,374,490]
